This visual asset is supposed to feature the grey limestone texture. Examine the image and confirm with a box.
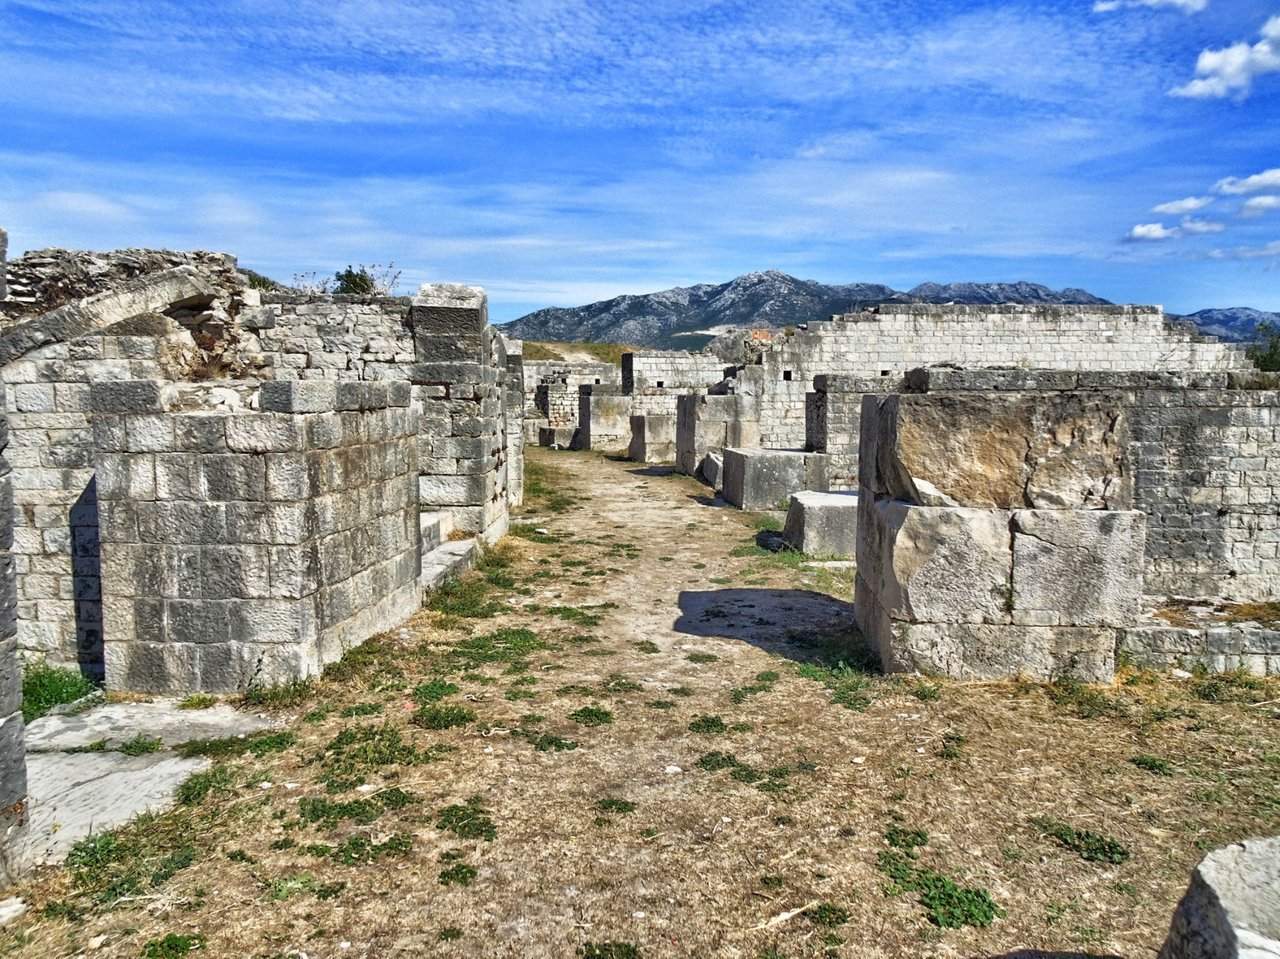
[0,393,30,890]
[94,379,422,693]
[782,490,859,557]
[539,426,576,448]
[628,413,676,463]
[721,447,830,511]
[1121,622,1280,677]
[576,385,630,452]
[1158,836,1280,959]
[675,392,760,478]
[854,387,1148,681]
[805,375,899,491]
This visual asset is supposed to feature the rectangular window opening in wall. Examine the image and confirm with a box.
[656,381,664,388]
[594,378,600,384]
[880,370,890,377]
[782,370,793,381]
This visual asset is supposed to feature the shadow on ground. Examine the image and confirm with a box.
[624,465,676,478]
[987,952,1124,959]
[675,588,859,662]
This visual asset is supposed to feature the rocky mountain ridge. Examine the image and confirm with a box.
[502,270,1276,350]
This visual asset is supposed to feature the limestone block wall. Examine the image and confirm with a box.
[577,385,631,452]
[622,352,734,394]
[903,368,1280,602]
[674,392,761,478]
[503,340,525,507]
[535,382,579,431]
[806,375,900,490]
[251,285,516,540]
[738,304,1250,449]
[0,394,30,889]
[4,326,210,674]
[854,388,1147,681]
[93,379,420,693]
[521,359,620,442]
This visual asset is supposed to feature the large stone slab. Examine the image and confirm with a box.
[860,392,1132,510]
[858,500,1013,626]
[629,414,676,463]
[721,448,829,510]
[783,491,859,557]
[23,699,280,752]
[1012,510,1147,627]
[1159,835,1280,959]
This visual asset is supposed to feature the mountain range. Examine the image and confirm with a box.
[501,269,1276,351]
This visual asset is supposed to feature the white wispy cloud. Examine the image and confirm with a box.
[1178,216,1224,234]
[1206,240,1280,260]
[1241,195,1280,217]
[1094,0,1207,13]
[1126,222,1180,240]
[1215,167,1280,194]
[1152,196,1211,215]
[1172,14,1280,99]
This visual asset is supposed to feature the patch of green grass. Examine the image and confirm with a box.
[177,694,217,710]
[686,652,718,664]
[877,835,1004,929]
[545,604,616,627]
[436,797,497,842]
[269,873,315,901]
[939,731,966,760]
[438,926,464,941]
[340,702,383,717]
[513,729,579,752]
[65,739,107,754]
[805,902,849,926]
[600,673,643,694]
[708,576,732,585]
[595,798,637,814]
[578,943,641,959]
[439,862,477,886]
[754,514,784,533]
[646,699,676,710]
[316,881,347,900]
[317,724,449,792]
[1032,816,1130,864]
[696,750,739,771]
[688,714,727,734]
[141,933,207,958]
[412,703,477,730]
[1049,676,1127,719]
[149,846,197,886]
[241,680,315,709]
[569,706,614,726]
[178,764,235,805]
[20,661,97,722]
[413,678,461,703]
[795,661,873,712]
[448,628,549,672]
[331,832,413,866]
[178,731,296,760]
[886,826,929,852]
[1191,670,1266,703]
[298,788,416,828]
[668,686,693,697]
[510,524,563,544]
[226,849,255,864]
[428,574,502,619]
[1130,754,1173,775]
[911,683,942,702]
[633,640,660,654]
[730,671,779,704]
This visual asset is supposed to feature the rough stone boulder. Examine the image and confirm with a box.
[861,392,1132,510]
[1159,835,1280,959]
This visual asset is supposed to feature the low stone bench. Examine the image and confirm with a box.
[782,491,859,556]
[1159,835,1280,958]
[721,448,830,511]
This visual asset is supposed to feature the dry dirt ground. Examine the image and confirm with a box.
[5,447,1279,959]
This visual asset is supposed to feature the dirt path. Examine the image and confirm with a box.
[8,449,1280,959]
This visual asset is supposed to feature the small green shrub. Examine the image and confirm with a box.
[568,706,613,726]
[412,703,477,730]
[20,661,96,722]
[141,933,207,958]
[178,764,235,805]
[595,798,637,814]
[177,694,217,710]
[688,715,727,734]
[1032,816,1130,864]
[1130,754,1173,775]
[436,797,497,842]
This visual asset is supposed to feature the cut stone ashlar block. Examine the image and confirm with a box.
[1012,510,1146,627]
[782,491,858,557]
[628,414,676,464]
[1158,835,1280,959]
[721,448,830,511]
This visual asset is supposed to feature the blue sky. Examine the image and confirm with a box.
[0,0,1277,321]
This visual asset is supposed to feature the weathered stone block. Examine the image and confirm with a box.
[782,491,859,557]
[1012,510,1146,627]
[721,448,830,511]
[259,380,337,413]
[1158,836,1280,959]
[859,499,1012,625]
[628,414,677,464]
[89,380,175,414]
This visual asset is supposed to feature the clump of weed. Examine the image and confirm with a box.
[578,944,640,959]
[20,661,97,722]
[1130,754,1173,775]
[413,678,461,703]
[600,673,643,694]
[595,798,637,814]
[438,926,464,941]
[688,714,727,734]
[1032,816,1130,864]
[340,702,383,717]
[428,573,502,619]
[241,679,315,709]
[439,862,477,886]
[731,670,780,704]
[298,788,416,828]
[270,873,315,901]
[877,828,1004,928]
[686,652,718,664]
[331,832,413,865]
[795,661,874,711]
[569,706,614,726]
[413,703,477,730]
[448,628,548,672]
[178,730,296,760]
[646,699,676,710]
[1191,670,1266,704]
[806,902,850,926]
[178,764,235,805]
[696,750,739,771]
[177,694,217,710]
[436,797,497,841]
[118,733,164,756]
[939,731,966,760]
[513,729,579,752]
[1049,676,1127,719]
[317,724,449,792]
[141,933,206,958]
[912,683,942,702]
[633,640,660,654]
[668,686,693,697]
[226,849,255,864]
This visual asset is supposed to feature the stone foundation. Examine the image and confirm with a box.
[628,413,676,463]
[782,491,858,557]
[0,392,30,889]
[721,448,830,511]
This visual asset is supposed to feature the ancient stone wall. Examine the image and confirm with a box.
[0,390,30,889]
[521,359,620,443]
[577,385,631,452]
[806,375,900,490]
[747,304,1250,448]
[93,380,420,693]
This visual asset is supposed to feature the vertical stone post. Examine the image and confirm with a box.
[0,383,30,888]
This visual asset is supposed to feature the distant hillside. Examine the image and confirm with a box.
[501,271,1112,350]
[1173,307,1280,343]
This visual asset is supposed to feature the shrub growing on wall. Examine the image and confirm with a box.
[1248,320,1280,372]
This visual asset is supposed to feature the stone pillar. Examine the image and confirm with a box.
[575,385,630,452]
[1158,836,1280,958]
[0,385,30,887]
